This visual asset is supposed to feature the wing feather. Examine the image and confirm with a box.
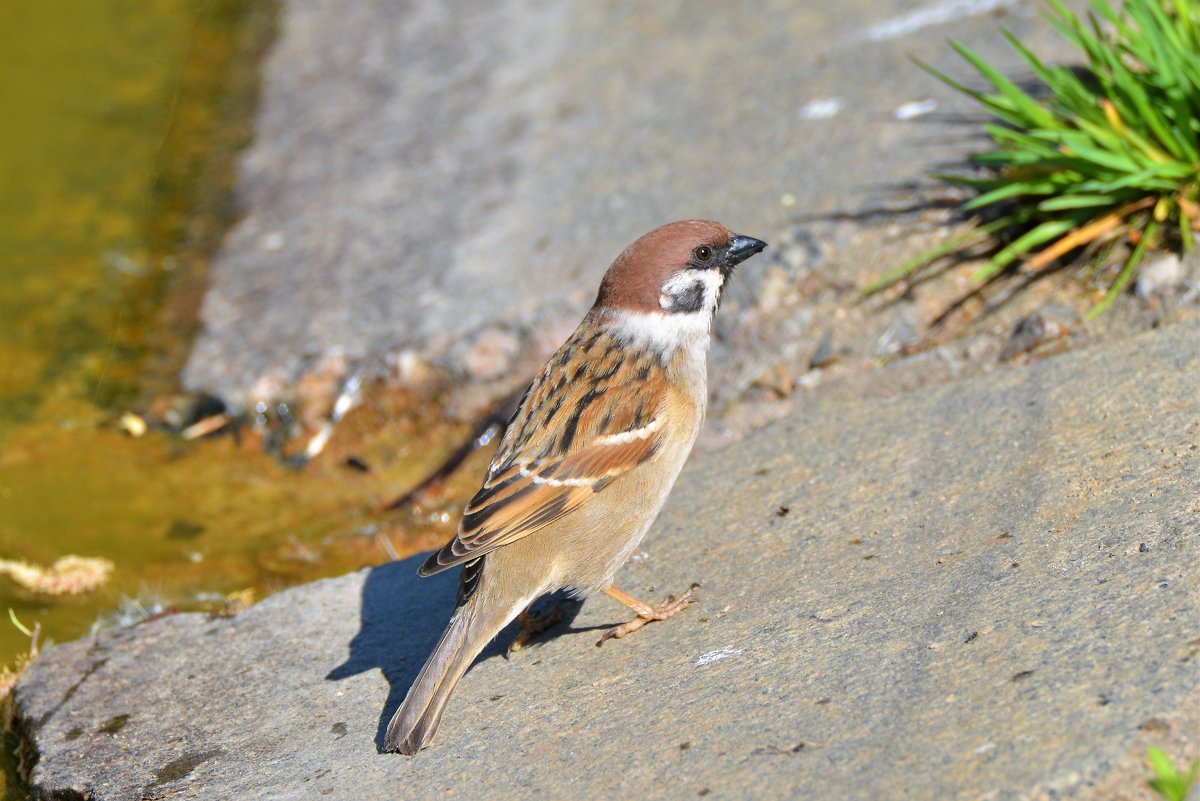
[419,326,670,577]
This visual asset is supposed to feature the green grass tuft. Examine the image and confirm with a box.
[865,0,1200,319]
[1147,747,1199,801]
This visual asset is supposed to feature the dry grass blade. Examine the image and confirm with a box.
[1025,196,1156,272]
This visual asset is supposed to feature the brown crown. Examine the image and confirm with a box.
[593,220,733,314]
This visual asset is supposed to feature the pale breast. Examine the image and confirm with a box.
[546,367,705,593]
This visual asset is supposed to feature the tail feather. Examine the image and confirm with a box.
[385,611,473,754]
[385,598,523,754]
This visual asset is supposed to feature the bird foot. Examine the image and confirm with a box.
[506,604,567,657]
[597,583,700,646]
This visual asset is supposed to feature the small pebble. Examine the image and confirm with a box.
[118,412,148,437]
[1135,253,1184,298]
[389,349,436,388]
[460,327,521,379]
[999,307,1075,361]
[344,456,371,473]
[876,320,916,358]
[809,329,837,369]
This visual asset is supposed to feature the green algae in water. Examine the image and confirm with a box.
[0,0,276,675]
[0,3,197,420]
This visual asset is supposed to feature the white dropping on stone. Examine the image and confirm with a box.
[798,98,844,120]
[694,646,744,667]
[894,99,938,120]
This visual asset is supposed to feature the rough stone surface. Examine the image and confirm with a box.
[15,323,1199,800]
[182,0,1082,407]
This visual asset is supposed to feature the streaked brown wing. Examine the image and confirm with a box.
[419,326,669,576]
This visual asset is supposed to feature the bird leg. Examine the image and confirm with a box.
[597,583,700,646]
[506,604,568,656]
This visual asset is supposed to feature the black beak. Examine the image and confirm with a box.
[727,234,768,266]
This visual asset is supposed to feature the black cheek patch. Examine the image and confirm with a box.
[667,281,706,313]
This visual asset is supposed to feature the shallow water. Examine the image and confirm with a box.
[0,1,465,694]
[1,0,215,668]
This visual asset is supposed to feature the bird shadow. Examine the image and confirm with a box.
[325,556,596,753]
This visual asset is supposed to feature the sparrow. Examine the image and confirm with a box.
[386,219,767,754]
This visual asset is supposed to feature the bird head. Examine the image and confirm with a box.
[595,220,767,319]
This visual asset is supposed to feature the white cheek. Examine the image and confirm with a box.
[660,270,725,312]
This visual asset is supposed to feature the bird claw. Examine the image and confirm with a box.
[596,584,700,646]
[506,603,567,658]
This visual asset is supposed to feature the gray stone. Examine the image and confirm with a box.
[182,0,1081,407]
[14,322,1199,800]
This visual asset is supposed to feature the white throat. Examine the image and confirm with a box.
[604,308,712,358]
[604,268,727,359]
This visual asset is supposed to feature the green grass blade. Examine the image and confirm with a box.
[1086,219,1157,320]
[1074,115,1172,167]
[948,40,1058,128]
[965,180,1061,209]
[1098,30,1189,159]
[999,29,1093,110]
[1037,193,1118,211]
[860,218,1012,295]
[972,218,1078,282]
[1143,745,1197,799]
[1175,0,1198,46]
[910,56,989,104]
[1162,93,1200,161]
[1181,203,1194,253]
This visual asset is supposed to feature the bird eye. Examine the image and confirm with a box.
[693,245,713,262]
